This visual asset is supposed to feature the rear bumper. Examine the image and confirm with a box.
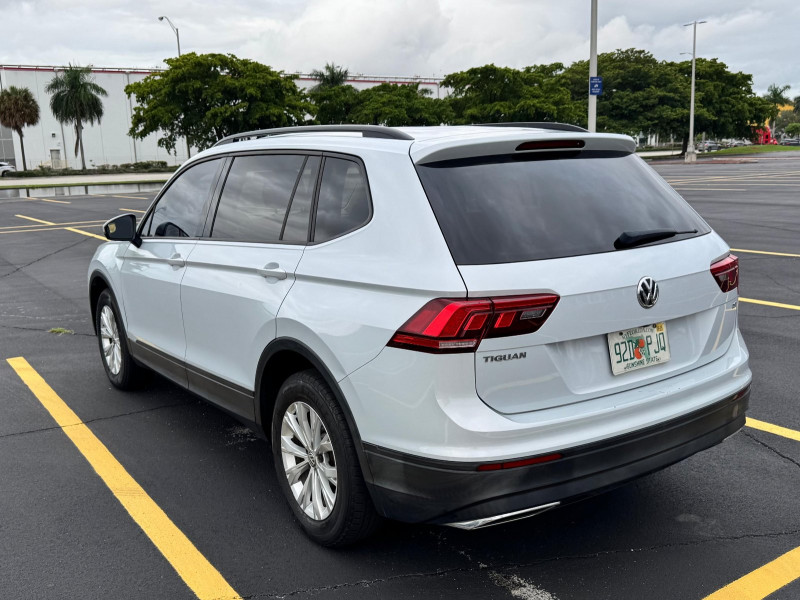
[363,383,749,524]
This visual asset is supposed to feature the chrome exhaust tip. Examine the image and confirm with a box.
[445,501,560,531]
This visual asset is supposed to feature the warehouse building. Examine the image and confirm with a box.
[0,64,443,171]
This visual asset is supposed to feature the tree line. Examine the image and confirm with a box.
[0,51,798,170]
[123,49,796,155]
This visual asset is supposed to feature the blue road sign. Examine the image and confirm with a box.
[590,76,603,96]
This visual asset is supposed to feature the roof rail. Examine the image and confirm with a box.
[213,124,414,146]
[475,122,588,133]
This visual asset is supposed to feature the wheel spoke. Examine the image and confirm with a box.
[318,468,336,506]
[285,412,310,449]
[300,469,313,509]
[319,463,337,487]
[311,470,325,519]
[285,459,309,485]
[318,434,333,454]
[281,435,307,459]
[310,410,322,452]
[298,404,314,451]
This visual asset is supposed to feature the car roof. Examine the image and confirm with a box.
[191,124,637,166]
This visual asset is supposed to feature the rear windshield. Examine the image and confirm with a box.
[416,152,709,265]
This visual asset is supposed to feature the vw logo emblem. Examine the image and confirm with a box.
[637,277,659,309]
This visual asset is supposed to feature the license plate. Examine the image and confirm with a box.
[607,323,671,376]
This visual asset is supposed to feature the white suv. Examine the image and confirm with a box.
[89,124,751,546]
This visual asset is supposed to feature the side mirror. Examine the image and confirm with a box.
[104,214,142,247]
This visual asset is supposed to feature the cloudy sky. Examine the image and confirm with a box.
[2,0,798,94]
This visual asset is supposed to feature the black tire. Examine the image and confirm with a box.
[272,369,381,546]
[95,289,140,390]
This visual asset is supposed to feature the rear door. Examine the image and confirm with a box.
[416,149,737,414]
[180,153,319,419]
[120,157,224,385]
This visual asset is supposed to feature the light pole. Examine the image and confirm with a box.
[588,0,598,132]
[158,16,181,56]
[157,16,191,159]
[683,20,706,163]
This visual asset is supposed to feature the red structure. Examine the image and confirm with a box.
[751,127,778,145]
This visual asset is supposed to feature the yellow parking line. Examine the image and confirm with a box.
[0,225,104,235]
[703,547,800,600]
[0,219,105,230]
[6,357,242,600]
[739,298,800,311]
[120,208,146,213]
[64,227,106,241]
[14,214,106,241]
[732,248,800,258]
[40,198,71,204]
[746,417,800,442]
[15,214,52,224]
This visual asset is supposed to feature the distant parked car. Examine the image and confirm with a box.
[0,161,15,177]
[780,139,800,146]
[699,141,720,152]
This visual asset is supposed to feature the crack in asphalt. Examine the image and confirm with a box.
[0,401,189,440]
[743,429,800,470]
[245,529,800,599]
[0,237,89,281]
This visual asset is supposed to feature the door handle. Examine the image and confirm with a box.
[256,262,287,280]
[166,253,185,267]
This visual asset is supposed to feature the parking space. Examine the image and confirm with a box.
[1,156,800,599]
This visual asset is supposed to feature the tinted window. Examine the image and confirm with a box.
[314,157,370,242]
[146,159,221,237]
[281,156,320,243]
[416,153,710,265]
[211,154,305,243]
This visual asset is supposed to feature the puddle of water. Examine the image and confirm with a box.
[0,182,164,199]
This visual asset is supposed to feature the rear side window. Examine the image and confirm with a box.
[281,156,320,244]
[211,154,305,243]
[145,159,221,237]
[416,152,709,265]
[313,157,371,242]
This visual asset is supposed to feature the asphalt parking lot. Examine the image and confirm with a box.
[2,155,800,600]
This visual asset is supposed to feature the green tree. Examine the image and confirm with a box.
[794,95,800,115]
[785,122,800,138]
[442,63,579,125]
[0,86,40,171]
[349,83,452,126]
[126,53,309,152]
[762,83,792,135]
[309,84,360,124]
[310,62,349,92]
[45,65,107,170]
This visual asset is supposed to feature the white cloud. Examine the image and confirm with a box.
[1,0,798,94]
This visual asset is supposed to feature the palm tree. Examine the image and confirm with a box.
[762,83,792,137]
[45,65,108,170]
[310,63,349,93]
[0,86,40,171]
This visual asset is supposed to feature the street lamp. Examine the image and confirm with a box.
[158,16,181,56]
[588,0,598,133]
[157,16,190,159]
[683,20,707,163]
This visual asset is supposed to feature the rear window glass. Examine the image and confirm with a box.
[416,152,710,265]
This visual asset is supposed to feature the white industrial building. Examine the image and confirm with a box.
[0,65,444,171]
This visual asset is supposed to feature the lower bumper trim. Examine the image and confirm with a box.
[446,501,561,530]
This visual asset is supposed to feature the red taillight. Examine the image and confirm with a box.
[387,294,559,354]
[711,254,739,292]
[515,140,585,151]
[477,453,563,471]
